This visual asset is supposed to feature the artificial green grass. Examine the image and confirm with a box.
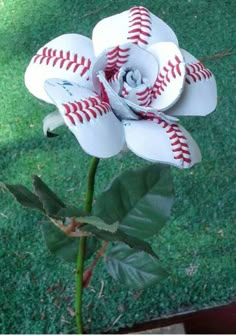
[0,0,236,333]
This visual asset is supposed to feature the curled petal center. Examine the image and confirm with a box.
[124,69,142,88]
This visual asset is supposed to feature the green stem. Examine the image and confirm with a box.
[76,235,86,334]
[85,157,100,213]
[76,157,100,334]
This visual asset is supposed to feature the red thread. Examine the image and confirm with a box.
[138,112,191,167]
[127,6,152,47]
[121,86,129,98]
[152,56,182,99]
[33,47,91,77]
[120,84,152,105]
[135,86,152,106]
[105,46,130,80]
[99,83,110,104]
[185,61,212,84]
[62,96,110,125]
[108,70,119,83]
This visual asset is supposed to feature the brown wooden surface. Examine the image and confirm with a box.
[184,300,236,334]
[117,300,236,334]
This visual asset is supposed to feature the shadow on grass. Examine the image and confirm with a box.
[0,133,68,178]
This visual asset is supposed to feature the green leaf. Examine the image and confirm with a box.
[41,221,100,262]
[32,175,65,216]
[94,164,174,239]
[57,208,119,233]
[85,236,100,260]
[105,242,168,289]
[4,183,44,212]
[81,225,156,257]
[57,206,86,218]
[76,216,119,233]
[41,221,79,263]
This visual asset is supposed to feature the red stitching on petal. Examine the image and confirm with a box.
[62,96,110,125]
[105,46,130,80]
[127,6,152,47]
[185,61,212,84]
[152,56,182,99]
[63,103,77,125]
[33,47,91,77]
[69,102,84,123]
[135,86,152,106]
[129,19,151,27]
[128,28,151,37]
[120,86,130,98]
[137,112,192,167]
[108,70,119,83]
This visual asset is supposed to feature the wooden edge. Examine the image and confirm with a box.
[114,299,236,334]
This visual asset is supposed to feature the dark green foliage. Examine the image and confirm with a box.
[81,224,157,256]
[4,183,44,212]
[94,164,174,239]
[105,243,168,289]
[6,163,175,265]
[32,175,66,216]
[41,221,99,262]
[42,221,80,262]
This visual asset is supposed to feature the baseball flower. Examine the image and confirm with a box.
[25,6,217,168]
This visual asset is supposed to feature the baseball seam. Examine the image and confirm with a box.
[120,84,130,98]
[105,46,130,80]
[128,6,152,47]
[185,62,212,84]
[33,47,91,77]
[136,86,152,106]
[152,55,182,99]
[138,112,191,167]
[62,96,110,125]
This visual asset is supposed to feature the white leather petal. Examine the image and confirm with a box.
[124,83,152,107]
[148,42,186,111]
[43,111,65,136]
[96,71,139,120]
[123,118,201,169]
[92,43,158,93]
[167,49,217,116]
[92,6,178,56]
[44,79,125,158]
[25,34,95,103]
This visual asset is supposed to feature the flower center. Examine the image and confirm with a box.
[124,69,142,88]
